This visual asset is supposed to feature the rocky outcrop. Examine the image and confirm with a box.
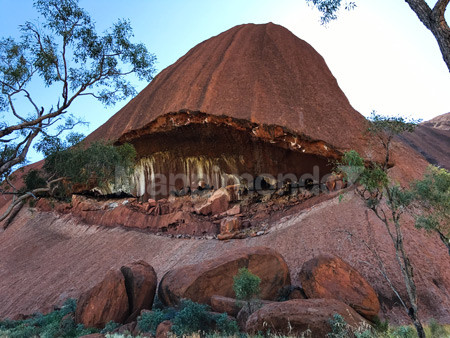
[75,269,129,328]
[75,261,157,328]
[245,298,369,336]
[196,188,233,216]
[120,260,157,322]
[299,254,380,320]
[158,246,290,306]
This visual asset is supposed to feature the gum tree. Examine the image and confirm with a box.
[0,0,156,180]
[337,113,426,337]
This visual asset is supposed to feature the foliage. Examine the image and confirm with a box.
[233,267,261,302]
[372,316,389,334]
[23,169,48,192]
[214,312,239,335]
[391,325,417,338]
[42,139,136,198]
[428,318,449,338]
[171,299,216,336]
[327,314,353,338]
[101,320,120,334]
[0,0,155,179]
[137,309,166,334]
[411,166,450,252]
[305,0,356,24]
[0,298,98,338]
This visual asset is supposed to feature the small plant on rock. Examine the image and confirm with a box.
[233,267,261,314]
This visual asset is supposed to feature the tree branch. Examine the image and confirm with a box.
[404,0,433,29]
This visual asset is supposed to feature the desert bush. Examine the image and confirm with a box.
[101,320,120,334]
[171,299,215,336]
[214,312,239,335]
[137,309,166,334]
[0,298,97,338]
[327,314,353,338]
[427,319,449,338]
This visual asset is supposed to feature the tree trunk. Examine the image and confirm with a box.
[410,309,426,338]
[437,229,450,256]
[404,0,450,72]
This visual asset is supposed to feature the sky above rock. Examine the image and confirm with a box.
[0,0,449,162]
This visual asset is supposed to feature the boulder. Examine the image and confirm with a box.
[196,188,231,215]
[210,295,274,317]
[156,320,173,338]
[245,298,369,336]
[211,295,245,317]
[120,260,158,322]
[299,254,380,320]
[220,217,241,234]
[158,247,290,306]
[75,269,129,329]
[218,217,243,240]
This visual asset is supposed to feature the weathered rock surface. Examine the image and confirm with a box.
[245,298,368,336]
[399,112,450,170]
[158,246,290,306]
[210,295,273,317]
[120,260,157,322]
[75,269,129,328]
[299,254,380,320]
[196,188,232,215]
[156,320,173,338]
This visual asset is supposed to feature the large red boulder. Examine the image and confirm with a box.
[245,298,369,336]
[120,260,157,322]
[210,295,274,317]
[158,247,290,306]
[75,269,129,328]
[299,255,380,320]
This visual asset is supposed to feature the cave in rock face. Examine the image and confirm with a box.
[125,112,338,200]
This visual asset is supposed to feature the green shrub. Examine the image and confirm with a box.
[327,314,352,338]
[373,316,389,333]
[101,320,120,334]
[428,319,448,338]
[214,313,239,335]
[171,299,215,336]
[391,325,416,338]
[233,267,261,301]
[0,298,98,338]
[137,309,166,334]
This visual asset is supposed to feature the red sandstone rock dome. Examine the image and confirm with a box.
[84,23,377,199]
[86,22,366,151]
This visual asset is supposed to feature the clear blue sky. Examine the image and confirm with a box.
[1,0,449,162]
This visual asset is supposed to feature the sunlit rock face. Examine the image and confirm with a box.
[84,23,373,199]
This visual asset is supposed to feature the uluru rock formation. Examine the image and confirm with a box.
[0,23,448,328]
[84,22,378,200]
[399,112,450,170]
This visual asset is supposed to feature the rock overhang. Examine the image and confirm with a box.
[115,110,342,200]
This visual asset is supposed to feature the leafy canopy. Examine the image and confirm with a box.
[412,166,450,240]
[233,267,261,301]
[0,0,155,180]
